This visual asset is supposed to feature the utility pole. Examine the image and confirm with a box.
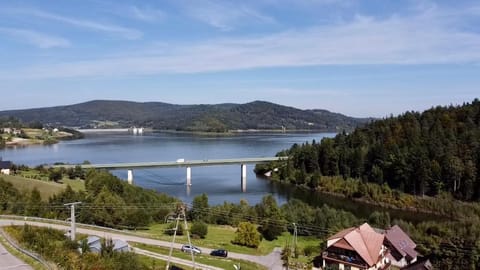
[166,203,196,270]
[183,205,196,270]
[166,206,181,270]
[64,202,81,241]
[292,223,298,258]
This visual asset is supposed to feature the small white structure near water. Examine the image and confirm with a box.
[131,127,144,135]
[0,159,12,175]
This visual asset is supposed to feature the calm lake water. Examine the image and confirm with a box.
[0,131,439,222]
[0,131,332,205]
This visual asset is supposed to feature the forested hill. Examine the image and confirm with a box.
[0,100,368,132]
[271,99,480,201]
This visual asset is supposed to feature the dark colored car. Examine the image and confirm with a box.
[210,249,228,257]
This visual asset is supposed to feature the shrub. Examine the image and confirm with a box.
[164,222,183,236]
[232,222,261,248]
[191,222,208,239]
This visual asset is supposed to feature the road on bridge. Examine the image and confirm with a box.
[51,157,288,169]
[0,218,283,270]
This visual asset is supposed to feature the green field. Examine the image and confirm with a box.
[138,223,321,257]
[0,174,85,200]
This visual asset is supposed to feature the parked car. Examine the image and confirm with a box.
[181,244,201,254]
[210,249,228,257]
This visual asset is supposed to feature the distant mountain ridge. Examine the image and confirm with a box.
[0,100,370,132]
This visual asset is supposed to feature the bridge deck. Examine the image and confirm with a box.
[53,157,287,169]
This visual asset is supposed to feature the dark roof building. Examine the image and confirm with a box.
[0,160,12,169]
[385,225,418,268]
[0,160,12,175]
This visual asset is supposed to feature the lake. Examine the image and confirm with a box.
[0,131,332,205]
[0,131,441,223]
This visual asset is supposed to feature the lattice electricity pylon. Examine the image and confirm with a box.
[166,203,197,270]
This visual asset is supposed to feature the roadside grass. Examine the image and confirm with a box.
[0,174,85,200]
[0,234,46,270]
[133,243,264,270]
[138,255,192,270]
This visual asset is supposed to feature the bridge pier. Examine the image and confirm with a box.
[127,169,134,185]
[241,164,247,192]
[186,166,192,186]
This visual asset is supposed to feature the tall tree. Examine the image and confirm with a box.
[190,193,210,222]
[256,195,286,240]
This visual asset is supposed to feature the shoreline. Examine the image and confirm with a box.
[78,128,339,135]
[260,174,461,221]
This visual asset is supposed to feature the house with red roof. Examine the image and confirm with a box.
[322,223,390,270]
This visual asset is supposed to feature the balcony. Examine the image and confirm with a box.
[322,251,368,269]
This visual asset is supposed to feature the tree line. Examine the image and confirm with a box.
[0,170,178,229]
[258,99,480,201]
[0,100,367,132]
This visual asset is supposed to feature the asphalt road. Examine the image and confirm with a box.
[0,219,283,270]
[0,241,33,270]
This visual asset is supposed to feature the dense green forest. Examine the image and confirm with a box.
[0,100,369,132]
[259,99,480,201]
[0,170,178,229]
[252,99,480,268]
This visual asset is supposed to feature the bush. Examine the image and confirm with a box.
[164,222,183,236]
[232,222,261,248]
[190,222,208,239]
[303,245,320,256]
[48,169,62,182]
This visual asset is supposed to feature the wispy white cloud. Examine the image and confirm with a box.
[181,0,275,31]
[1,3,480,79]
[127,6,165,22]
[3,7,142,40]
[0,27,70,48]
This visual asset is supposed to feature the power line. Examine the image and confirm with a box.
[2,201,479,256]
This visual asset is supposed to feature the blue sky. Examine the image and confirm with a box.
[0,0,479,117]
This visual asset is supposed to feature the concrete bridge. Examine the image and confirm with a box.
[53,157,288,191]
